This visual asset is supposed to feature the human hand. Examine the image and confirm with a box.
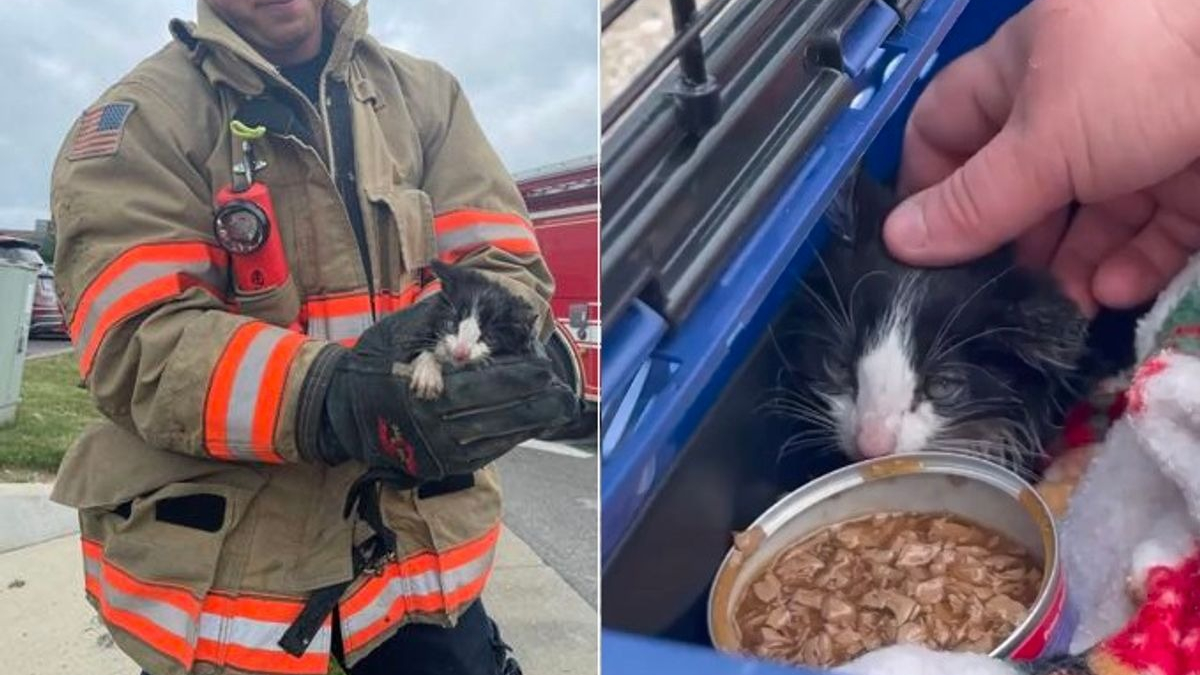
[884,0,1200,315]
[302,299,579,479]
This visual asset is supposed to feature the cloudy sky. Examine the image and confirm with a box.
[0,0,597,231]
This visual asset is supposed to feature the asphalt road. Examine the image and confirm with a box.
[499,439,598,608]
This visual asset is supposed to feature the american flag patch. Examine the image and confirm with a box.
[68,102,135,161]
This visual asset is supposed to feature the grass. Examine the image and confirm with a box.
[0,353,100,475]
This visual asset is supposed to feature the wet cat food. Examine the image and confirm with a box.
[732,511,1043,668]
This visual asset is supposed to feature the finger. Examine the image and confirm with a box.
[1013,208,1068,270]
[1093,208,1200,308]
[898,29,1017,195]
[885,126,1073,266]
[1048,196,1153,317]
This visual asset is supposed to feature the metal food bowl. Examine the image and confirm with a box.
[707,452,1071,664]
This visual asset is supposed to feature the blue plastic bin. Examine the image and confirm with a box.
[600,0,1034,672]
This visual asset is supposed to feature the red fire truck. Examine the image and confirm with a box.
[517,156,599,437]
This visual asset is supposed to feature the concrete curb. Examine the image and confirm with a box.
[26,346,73,361]
[0,483,78,553]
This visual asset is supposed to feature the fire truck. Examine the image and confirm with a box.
[517,156,599,438]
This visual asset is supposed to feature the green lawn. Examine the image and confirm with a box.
[0,353,100,474]
[1,355,350,674]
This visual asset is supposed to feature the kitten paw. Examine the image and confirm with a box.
[410,352,445,400]
[836,645,1020,675]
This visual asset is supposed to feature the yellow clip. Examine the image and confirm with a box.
[230,120,267,140]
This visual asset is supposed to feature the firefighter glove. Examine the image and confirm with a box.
[299,302,580,483]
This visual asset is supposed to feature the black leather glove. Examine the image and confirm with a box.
[297,300,580,485]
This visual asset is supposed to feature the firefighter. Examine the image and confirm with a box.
[47,1,579,674]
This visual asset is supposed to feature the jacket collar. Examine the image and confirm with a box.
[169,0,370,97]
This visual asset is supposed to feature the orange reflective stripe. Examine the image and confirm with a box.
[82,539,329,674]
[338,525,500,653]
[303,293,374,342]
[206,323,265,461]
[376,282,443,317]
[305,294,372,318]
[341,566,492,654]
[434,209,540,261]
[250,331,307,458]
[434,210,529,231]
[205,323,307,463]
[196,640,328,675]
[82,538,200,667]
[337,523,500,617]
[201,592,309,624]
[305,285,442,341]
[101,597,197,667]
[71,242,226,377]
[84,543,201,616]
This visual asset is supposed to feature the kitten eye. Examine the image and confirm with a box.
[821,355,854,389]
[925,374,965,401]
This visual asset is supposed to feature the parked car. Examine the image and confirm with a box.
[0,236,68,339]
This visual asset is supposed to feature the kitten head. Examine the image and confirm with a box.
[782,173,1088,472]
[428,259,538,365]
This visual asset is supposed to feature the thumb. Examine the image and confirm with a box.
[884,126,1072,266]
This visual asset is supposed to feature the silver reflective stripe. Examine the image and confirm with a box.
[98,572,198,647]
[307,313,374,342]
[436,224,536,254]
[85,553,332,662]
[198,613,332,655]
[341,546,496,638]
[223,327,284,460]
[76,259,223,351]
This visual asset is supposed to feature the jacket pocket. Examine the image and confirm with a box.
[234,272,302,330]
[367,186,436,275]
[101,479,258,591]
[78,477,263,669]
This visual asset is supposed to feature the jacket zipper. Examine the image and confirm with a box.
[318,75,378,320]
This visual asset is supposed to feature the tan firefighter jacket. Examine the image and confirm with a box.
[48,2,554,674]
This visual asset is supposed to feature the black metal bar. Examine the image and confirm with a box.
[601,0,737,132]
[669,0,708,85]
[601,0,874,327]
[601,0,640,31]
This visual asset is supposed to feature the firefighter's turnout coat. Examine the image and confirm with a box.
[48,1,552,673]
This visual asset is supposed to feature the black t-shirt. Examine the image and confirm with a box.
[278,31,333,104]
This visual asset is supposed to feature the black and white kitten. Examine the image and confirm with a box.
[409,259,539,399]
[777,171,1093,475]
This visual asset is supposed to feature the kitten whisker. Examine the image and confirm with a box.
[925,265,1015,363]
[812,249,853,334]
[847,269,889,319]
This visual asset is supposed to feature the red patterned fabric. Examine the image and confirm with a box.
[1085,551,1200,675]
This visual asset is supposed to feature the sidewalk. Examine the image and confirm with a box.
[0,524,596,675]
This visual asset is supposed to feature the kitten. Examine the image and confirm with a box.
[838,277,1200,675]
[408,259,539,400]
[776,170,1092,476]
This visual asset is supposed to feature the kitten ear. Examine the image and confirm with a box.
[428,259,466,306]
[429,259,454,281]
[1007,281,1089,374]
[826,166,862,246]
[826,164,895,251]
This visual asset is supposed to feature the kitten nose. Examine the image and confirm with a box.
[452,344,471,362]
[856,420,896,458]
